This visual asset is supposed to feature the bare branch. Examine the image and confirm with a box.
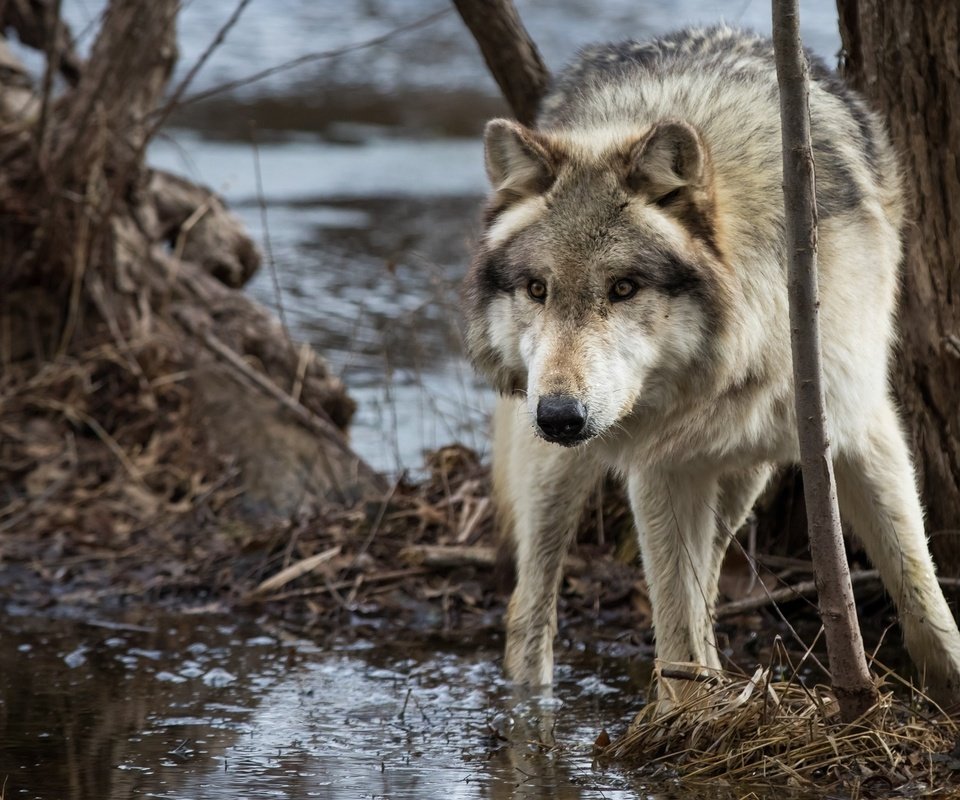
[718,570,879,619]
[452,0,549,125]
[145,0,254,142]
[772,0,878,722]
[172,9,452,111]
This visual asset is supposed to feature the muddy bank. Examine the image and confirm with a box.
[0,437,910,675]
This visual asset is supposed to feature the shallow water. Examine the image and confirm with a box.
[0,605,916,799]
[147,133,494,472]
[0,610,660,799]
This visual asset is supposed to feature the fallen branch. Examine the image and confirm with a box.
[245,567,431,604]
[401,544,497,569]
[400,543,587,574]
[718,570,880,619]
[251,545,341,596]
[719,570,960,619]
[658,667,719,685]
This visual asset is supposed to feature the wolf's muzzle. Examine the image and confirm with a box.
[536,395,588,444]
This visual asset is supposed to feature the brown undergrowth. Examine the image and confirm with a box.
[0,331,638,638]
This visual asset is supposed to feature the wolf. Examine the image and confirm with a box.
[461,26,960,702]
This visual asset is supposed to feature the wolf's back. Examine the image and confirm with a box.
[539,26,903,233]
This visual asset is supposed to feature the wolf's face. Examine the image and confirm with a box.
[463,119,730,446]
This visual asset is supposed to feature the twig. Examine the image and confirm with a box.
[398,688,412,721]
[719,570,960,619]
[344,574,364,607]
[400,543,588,573]
[57,136,103,355]
[455,497,490,545]
[251,545,341,596]
[171,9,452,110]
[144,0,254,141]
[776,629,827,713]
[718,570,880,619]
[726,527,830,677]
[87,273,155,402]
[172,197,216,264]
[401,544,497,569]
[345,478,401,574]
[595,479,606,547]
[34,399,148,490]
[0,467,74,534]
[36,0,64,168]
[245,567,430,604]
[659,668,719,685]
[250,122,287,335]
[291,342,310,405]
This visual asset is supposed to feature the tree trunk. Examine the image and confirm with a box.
[837,2,960,574]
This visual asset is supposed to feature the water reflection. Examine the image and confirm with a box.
[0,613,658,799]
[61,1,841,102]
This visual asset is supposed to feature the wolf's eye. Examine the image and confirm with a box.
[527,279,547,302]
[610,279,639,302]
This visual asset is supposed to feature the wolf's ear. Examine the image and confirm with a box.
[627,120,706,198]
[484,119,556,198]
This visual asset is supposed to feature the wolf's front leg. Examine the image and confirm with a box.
[835,400,960,703]
[627,467,721,669]
[693,464,775,668]
[494,401,601,687]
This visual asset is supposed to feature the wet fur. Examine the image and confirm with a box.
[463,27,960,701]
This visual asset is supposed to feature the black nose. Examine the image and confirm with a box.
[536,395,588,443]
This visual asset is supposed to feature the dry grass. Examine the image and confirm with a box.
[603,647,960,795]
